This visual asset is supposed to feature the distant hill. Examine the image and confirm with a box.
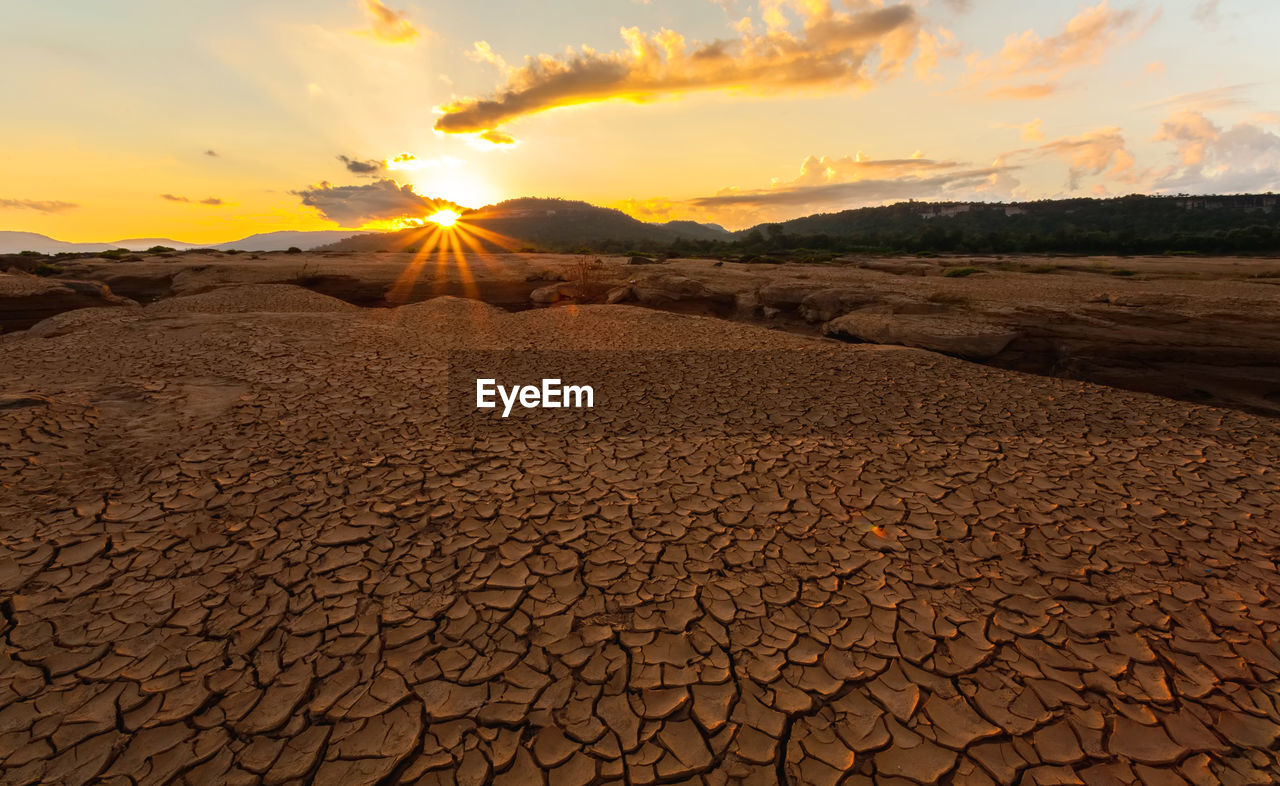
[212,230,371,252]
[0,229,370,255]
[324,198,733,253]
[655,220,732,241]
[743,194,1280,254]
[0,232,168,254]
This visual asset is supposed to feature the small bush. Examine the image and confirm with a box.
[34,262,63,277]
[943,266,982,278]
[146,245,175,253]
[18,250,43,257]
[1109,268,1136,277]
[286,246,303,254]
[1027,264,1058,274]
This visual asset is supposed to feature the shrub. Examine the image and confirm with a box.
[943,266,982,278]
[34,262,63,276]
[1109,268,1136,277]
[286,246,303,254]
[146,245,175,253]
[1027,264,1058,274]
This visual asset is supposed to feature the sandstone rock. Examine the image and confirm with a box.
[823,309,1020,360]
[530,283,578,305]
[605,286,634,304]
[0,274,137,332]
[631,274,735,307]
[756,281,828,310]
[798,288,884,323]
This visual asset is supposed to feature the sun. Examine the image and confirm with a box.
[427,209,460,228]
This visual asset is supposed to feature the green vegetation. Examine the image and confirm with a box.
[33,262,63,276]
[943,266,982,278]
[286,246,303,254]
[146,245,175,253]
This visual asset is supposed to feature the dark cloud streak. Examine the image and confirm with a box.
[293,179,453,227]
[0,198,78,213]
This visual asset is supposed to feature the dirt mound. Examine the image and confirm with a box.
[146,283,358,314]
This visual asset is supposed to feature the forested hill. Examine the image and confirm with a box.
[731,194,1280,255]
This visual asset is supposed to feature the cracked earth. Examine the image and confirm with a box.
[2,286,1280,785]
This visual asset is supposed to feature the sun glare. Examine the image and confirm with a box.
[428,209,460,228]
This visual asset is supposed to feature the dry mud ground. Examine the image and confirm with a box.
[2,286,1280,784]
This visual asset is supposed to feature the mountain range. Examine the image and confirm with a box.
[0,230,372,255]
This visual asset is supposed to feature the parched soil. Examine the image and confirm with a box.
[1,288,1279,784]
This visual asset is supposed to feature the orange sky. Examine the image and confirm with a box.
[2,0,1278,242]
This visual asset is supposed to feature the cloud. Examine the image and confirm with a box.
[1192,0,1220,25]
[1005,127,1136,190]
[204,149,219,157]
[620,152,1021,228]
[1151,110,1280,193]
[161,194,226,206]
[914,27,959,82]
[1141,83,1257,112]
[358,0,420,44]
[687,166,1013,211]
[986,84,1056,100]
[338,154,386,175]
[293,179,449,226]
[478,130,516,145]
[434,1,923,137]
[965,1,1150,99]
[468,41,510,75]
[0,198,78,213]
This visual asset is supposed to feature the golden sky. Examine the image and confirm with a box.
[2,0,1278,242]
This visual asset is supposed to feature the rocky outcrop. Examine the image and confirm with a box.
[798,287,886,323]
[605,285,634,304]
[530,283,578,305]
[824,309,1022,360]
[0,275,137,332]
[756,281,829,310]
[631,274,738,312]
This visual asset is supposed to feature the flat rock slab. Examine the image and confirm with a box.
[1,289,1279,785]
[825,309,1021,360]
